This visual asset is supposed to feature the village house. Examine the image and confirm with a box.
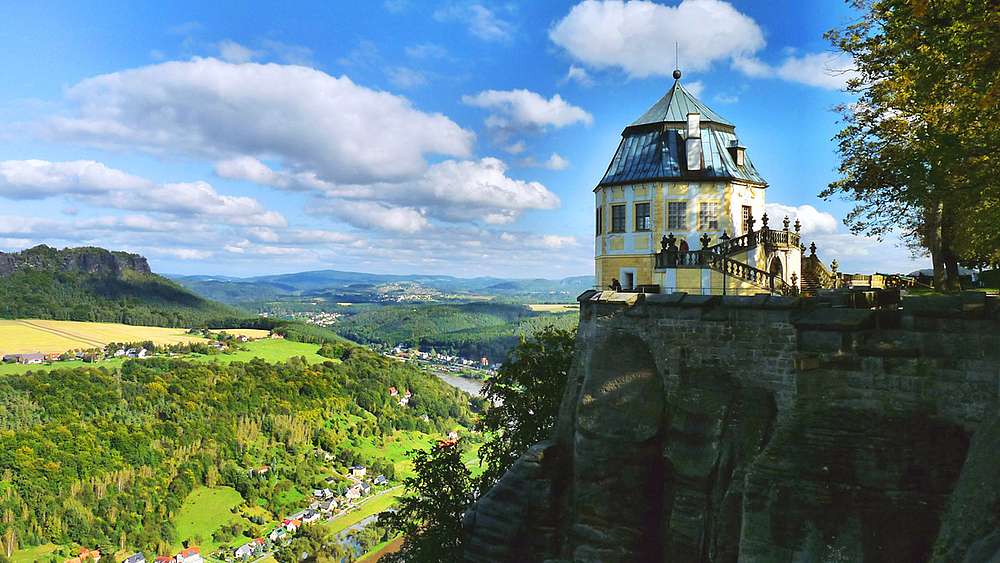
[233,543,255,559]
[319,498,337,512]
[124,553,145,563]
[350,465,367,478]
[374,475,387,486]
[301,509,321,524]
[283,518,301,533]
[269,528,288,542]
[175,547,202,563]
[345,485,361,500]
[154,556,173,563]
[359,482,372,496]
[65,548,101,563]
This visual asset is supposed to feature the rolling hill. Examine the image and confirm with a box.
[0,245,248,327]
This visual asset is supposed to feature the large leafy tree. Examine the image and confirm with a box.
[380,441,474,563]
[823,0,1000,289]
[477,326,575,489]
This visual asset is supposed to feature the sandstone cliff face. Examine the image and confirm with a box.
[464,292,999,563]
[0,245,151,277]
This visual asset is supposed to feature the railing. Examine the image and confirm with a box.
[759,228,800,250]
[711,231,756,256]
[654,249,796,296]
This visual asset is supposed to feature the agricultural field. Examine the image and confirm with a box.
[526,303,578,313]
[0,319,250,355]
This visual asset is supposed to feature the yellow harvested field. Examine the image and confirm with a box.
[526,303,578,313]
[0,319,212,355]
[213,328,271,339]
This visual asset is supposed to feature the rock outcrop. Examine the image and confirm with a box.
[0,244,151,277]
[464,291,1000,563]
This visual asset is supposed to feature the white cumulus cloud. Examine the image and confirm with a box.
[462,89,592,132]
[764,203,839,235]
[0,159,286,227]
[303,157,561,228]
[40,58,475,185]
[550,0,765,78]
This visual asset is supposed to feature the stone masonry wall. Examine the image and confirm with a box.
[463,290,1000,563]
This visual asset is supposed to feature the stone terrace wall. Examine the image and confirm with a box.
[463,289,1000,563]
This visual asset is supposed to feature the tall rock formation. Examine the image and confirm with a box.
[0,244,151,277]
[464,291,999,562]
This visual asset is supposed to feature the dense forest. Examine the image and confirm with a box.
[0,346,475,558]
[331,302,577,364]
[0,268,245,328]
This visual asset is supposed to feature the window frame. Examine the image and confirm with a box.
[667,201,688,230]
[610,204,626,233]
[634,202,651,231]
[596,206,603,236]
[699,201,720,231]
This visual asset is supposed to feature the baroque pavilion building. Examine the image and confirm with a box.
[595,70,803,296]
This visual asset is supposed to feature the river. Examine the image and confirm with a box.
[433,371,485,396]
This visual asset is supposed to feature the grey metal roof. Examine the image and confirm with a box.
[598,125,766,186]
[598,80,766,187]
[630,80,733,127]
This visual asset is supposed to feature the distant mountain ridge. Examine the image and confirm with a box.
[0,244,151,277]
[167,269,594,304]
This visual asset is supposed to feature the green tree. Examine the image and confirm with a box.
[477,326,575,490]
[823,0,1000,289]
[380,441,473,563]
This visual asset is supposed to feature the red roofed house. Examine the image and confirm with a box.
[175,547,202,563]
[65,548,101,563]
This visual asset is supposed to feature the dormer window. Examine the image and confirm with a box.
[727,141,746,167]
[686,112,702,171]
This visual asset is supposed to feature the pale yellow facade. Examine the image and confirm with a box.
[595,179,768,292]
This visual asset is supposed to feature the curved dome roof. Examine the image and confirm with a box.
[598,80,767,188]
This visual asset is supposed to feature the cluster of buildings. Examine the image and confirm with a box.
[228,466,387,561]
[287,311,343,327]
[68,546,203,563]
[388,347,496,374]
[1,332,271,367]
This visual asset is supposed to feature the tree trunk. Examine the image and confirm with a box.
[940,202,962,292]
[925,203,946,290]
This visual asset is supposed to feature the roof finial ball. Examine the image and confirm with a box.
[672,69,682,80]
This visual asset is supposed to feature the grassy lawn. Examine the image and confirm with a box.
[173,486,245,552]
[352,430,439,480]
[277,487,306,505]
[11,543,62,563]
[325,489,402,535]
[199,339,331,366]
[0,338,333,376]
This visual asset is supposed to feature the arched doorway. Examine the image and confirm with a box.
[769,257,783,287]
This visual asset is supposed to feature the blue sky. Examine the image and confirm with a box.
[0,0,925,278]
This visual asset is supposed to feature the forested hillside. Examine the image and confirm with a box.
[333,302,577,363]
[0,246,247,327]
[0,346,474,556]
